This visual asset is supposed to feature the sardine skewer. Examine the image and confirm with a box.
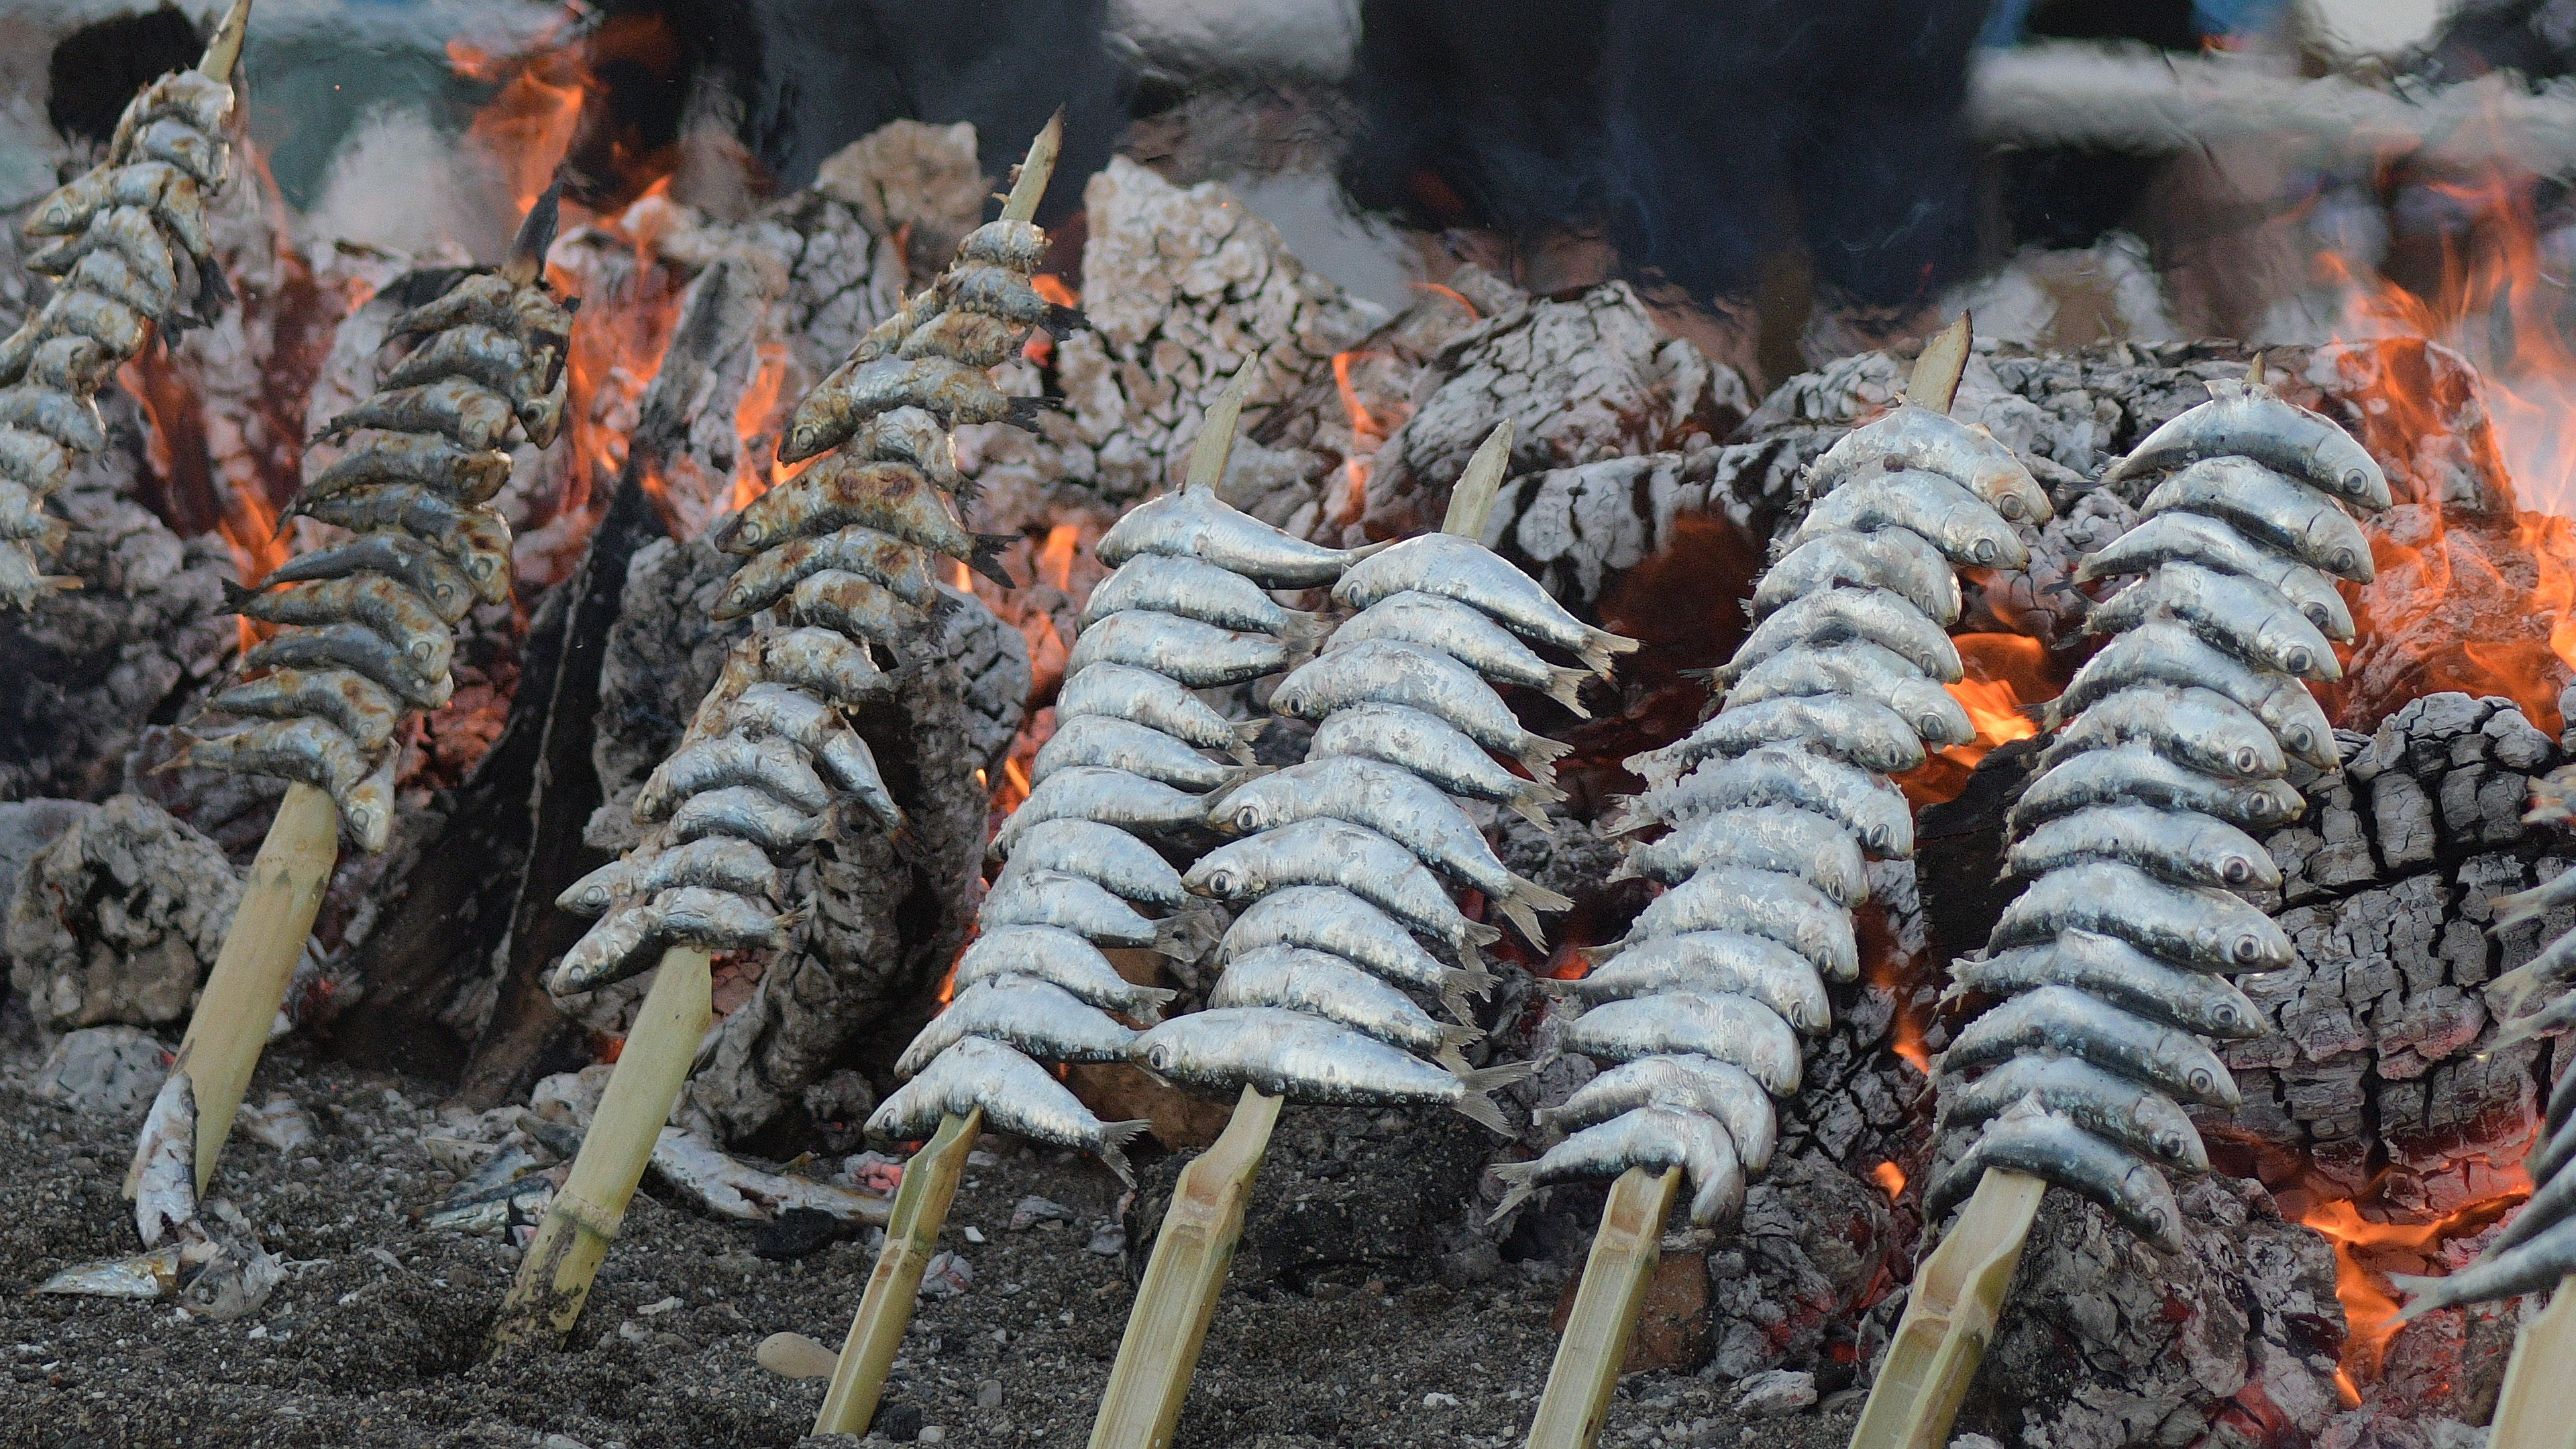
[1851,353,2387,1449]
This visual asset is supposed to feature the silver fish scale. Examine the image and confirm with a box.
[881,317,1340,1172]
[1547,399,2041,1230]
[2402,766,2576,1316]
[2,66,238,610]
[193,256,572,856]
[1132,526,1616,1130]
[551,203,1047,1012]
[1937,379,2390,1251]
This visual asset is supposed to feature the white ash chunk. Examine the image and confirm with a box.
[6,794,241,1032]
[1348,280,1749,544]
[1049,155,1385,501]
[34,1024,168,1116]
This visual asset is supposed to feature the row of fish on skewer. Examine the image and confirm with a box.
[1489,393,2054,1228]
[547,211,1067,1007]
[186,204,572,854]
[2393,773,2576,1316]
[1928,377,2387,1250]
[1,11,246,610]
[869,478,1351,1181]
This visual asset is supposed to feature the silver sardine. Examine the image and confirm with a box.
[1330,533,1638,678]
[1927,1106,2187,1251]
[1308,702,1566,828]
[896,976,1140,1077]
[1333,590,1593,714]
[1270,638,1572,774]
[1531,1054,1778,1174]
[992,766,1214,854]
[1609,745,1913,859]
[2105,378,2392,511]
[1719,587,1962,685]
[1807,402,2053,523]
[1065,608,1305,688]
[1721,643,1974,749]
[2035,684,2286,782]
[2006,804,2279,892]
[1491,1105,1744,1227]
[1938,1054,2207,1171]
[1558,990,1803,1095]
[1218,885,1497,1014]
[2048,619,2334,770]
[1990,860,2292,972]
[1548,928,1830,1034]
[2087,561,2339,682]
[1607,865,1859,981]
[1941,984,2241,1107]
[1635,692,1925,786]
[2074,511,2355,640]
[635,735,832,821]
[1130,1006,1527,1132]
[2138,455,2375,581]
[1788,468,2029,568]
[1095,488,1369,588]
[1208,945,1482,1061]
[1032,712,1263,794]
[2008,744,2304,833]
[1079,554,1325,637]
[866,1036,1150,1185]
[1055,661,1263,763]
[1611,805,1868,908]
[1753,528,1962,627]
[1184,818,1501,959]
[951,924,1179,1021]
[993,817,1191,909]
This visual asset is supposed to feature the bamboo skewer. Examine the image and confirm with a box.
[1524,1167,1683,1449]
[812,1108,985,1435]
[1841,319,2053,1449]
[1085,422,1519,1448]
[2487,1275,2576,1449]
[1087,1086,1282,1449]
[488,947,712,1351]
[1519,317,1990,1449]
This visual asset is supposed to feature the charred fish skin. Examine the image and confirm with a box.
[1,40,246,608]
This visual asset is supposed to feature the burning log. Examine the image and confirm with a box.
[492,117,1068,1354]
[1340,280,1752,559]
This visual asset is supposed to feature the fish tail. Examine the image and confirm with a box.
[1462,920,1503,949]
[1605,852,1641,885]
[218,578,256,613]
[1046,303,1092,335]
[1532,976,1574,1000]
[1228,718,1266,763]
[969,534,1018,590]
[1443,963,1497,1000]
[1451,1083,1513,1136]
[1508,874,1572,914]
[1458,1059,1535,1095]
[1487,1170,1537,1224]
[1509,795,1555,830]
[1542,665,1594,718]
[1578,941,1619,967]
[1438,1022,1485,1050]
[1440,989,1478,1026]
[1578,628,1640,680]
[1600,799,1650,837]
[1151,911,1220,961]
[1515,734,1574,771]
[775,906,812,936]
[1279,633,1326,671]
[1275,608,1333,640]
[1093,1119,1151,1189]
[1002,396,1056,433]
[1203,766,1273,815]
[1125,985,1180,1025]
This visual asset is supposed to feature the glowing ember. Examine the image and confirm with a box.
[2292,1188,2527,1396]
[1870,1161,1907,1199]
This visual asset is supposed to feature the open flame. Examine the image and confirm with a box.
[1897,632,2057,808]
[2292,1187,2528,1401]
[1331,350,1407,524]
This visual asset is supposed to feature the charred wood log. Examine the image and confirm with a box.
[5,793,238,1034]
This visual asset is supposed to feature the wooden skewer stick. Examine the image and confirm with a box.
[2488,1275,2576,1449]
[1523,1167,1683,1449]
[1087,1086,1283,1449]
[122,781,337,1203]
[812,1108,985,1436]
[1087,419,1517,1448]
[1843,311,2061,1449]
[488,947,712,1351]
[1845,1169,2047,1449]
[1003,108,1063,226]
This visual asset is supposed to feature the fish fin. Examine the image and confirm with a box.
[1578,941,1618,967]
[1123,985,1180,1025]
[1486,1169,1537,1224]
[1094,1118,1151,1188]
[775,906,812,938]
[217,578,257,613]
[2383,1273,2457,1324]
[969,534,1018,590]
[1228,718,1266,764]
[1275,608,1332,640]
[1516,733,1574,769]
[1543,665,1593,718]
[1443,964,1497,1000]
[1046,303,1093,335]
[1440,990,1477,1026]
[1150,911,1220,960]
[1449,1061,1532,1135]
[1508,874,1573,916]
[1605,853,1642,885]
[1002,396,1058,433]
[1279,633,1325,672]
[1462,920,1503,948]
[1509,794,1557,830]
[1438,1022,1484,1049]
[1532,976,1575,1000]
[1212,764,1277,796]
[1578,628,1640,680]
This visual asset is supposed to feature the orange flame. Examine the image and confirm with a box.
[1035,524,1079,592]
[1409,280,1479,319]
[2293,1188,2527,1394]
[1896,633,2057,808]
[447,30,591,217]
[2305,156,2576,731]
[1870,1161,1907,1199]
[1332,350,1402,524]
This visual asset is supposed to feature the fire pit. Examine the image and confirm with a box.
[2,1,2573,1446]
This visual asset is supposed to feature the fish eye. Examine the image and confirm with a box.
[2283,649,2311,674]
[1998,496,2026,521]
[1972,539,1997,564]
[2233,747,2261,773]
[2159,1132,2190,1161]
[2232,936,2265,963]
[1234,806,1263,832]
[2222,858,2253,884]
[2345,469,2369,491]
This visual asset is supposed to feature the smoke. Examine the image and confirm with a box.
[303,104,508,263]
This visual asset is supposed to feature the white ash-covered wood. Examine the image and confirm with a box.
[1949,1174,2347,1449]
[1340,280,1750,549]
[5,792,239,1034]
[586,531,1026,1142]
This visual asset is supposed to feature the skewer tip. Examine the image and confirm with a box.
[1000,109,1065,226]
[1907,313,1974,417]
[1440,418,1513,537]
[504,176,565,286]
[1182,362,1254,493]
[198,0,252,84]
